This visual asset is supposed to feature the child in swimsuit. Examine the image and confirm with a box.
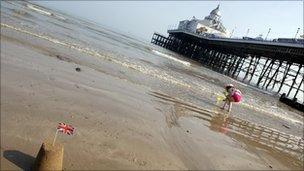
[221,84,242,113]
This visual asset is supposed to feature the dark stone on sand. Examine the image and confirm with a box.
[75,67,81,72]
[186,130,190,133]
[269,165,272,168]
[55,55,72,62]
[282,124,290,129]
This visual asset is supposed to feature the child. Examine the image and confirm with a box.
[221,84,242,113]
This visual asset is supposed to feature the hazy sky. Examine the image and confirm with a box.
[36,1,303,41]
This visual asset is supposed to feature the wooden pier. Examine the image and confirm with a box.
[151,30,304,111]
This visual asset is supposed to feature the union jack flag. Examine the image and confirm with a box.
[57,122,75,135]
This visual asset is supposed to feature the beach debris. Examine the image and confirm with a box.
[75,67,81,72]
[56,55,63,60]
[268,165,273,168]
[282,124,290,129]
[55,55,71,62]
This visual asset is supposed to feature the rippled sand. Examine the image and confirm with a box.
[1,1,303,170]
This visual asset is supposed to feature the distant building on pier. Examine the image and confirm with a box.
[176,5,230,38]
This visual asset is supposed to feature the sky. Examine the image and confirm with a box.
[36,1,303,41]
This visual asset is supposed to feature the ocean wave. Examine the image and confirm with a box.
[152,49,191,67]
[26,4,52,16]
[26,4,66,21]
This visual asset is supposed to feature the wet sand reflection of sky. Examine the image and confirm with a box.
[149,90,304,168]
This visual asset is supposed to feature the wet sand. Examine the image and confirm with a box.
[1,26,303,170]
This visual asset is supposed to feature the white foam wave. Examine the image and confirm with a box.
[152,49,190,67]
[26,4,52,16]
[26,4,66,21]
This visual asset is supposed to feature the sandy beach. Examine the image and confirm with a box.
[1,1,303,170]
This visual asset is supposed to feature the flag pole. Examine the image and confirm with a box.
[52,129,59,146]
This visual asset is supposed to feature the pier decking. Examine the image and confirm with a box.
[151,30,304,111]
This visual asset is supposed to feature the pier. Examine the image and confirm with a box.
[151,30,304,111]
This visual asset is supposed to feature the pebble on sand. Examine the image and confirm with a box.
[75,67,81,72]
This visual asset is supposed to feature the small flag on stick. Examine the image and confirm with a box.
[53,122,75,146]
[57,122,75,135]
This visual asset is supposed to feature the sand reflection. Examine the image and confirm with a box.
[149,90,304,167]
